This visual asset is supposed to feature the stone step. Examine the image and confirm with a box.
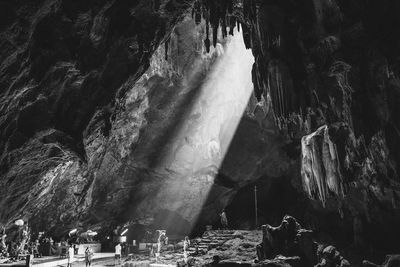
[202,236,233,240]
[198,242,222,246]
[203,234,237,238]
[187,248,207,252]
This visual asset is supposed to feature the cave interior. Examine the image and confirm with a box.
[1,0,400,266]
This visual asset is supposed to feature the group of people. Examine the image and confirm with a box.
[0,224,33,260]
[66,245,94,267]
[0,209,231,266]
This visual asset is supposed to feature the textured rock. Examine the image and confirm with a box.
[363,255,400,267]
[193,0,400,261]
[1,1,400,265]
[1,5,293,239]
[0,0,195,233]
[257,216,350,267]
[85,18,292,235]
[301,125,344,206]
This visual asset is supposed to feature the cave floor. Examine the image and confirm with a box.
[0,253,115,267]
[0,230,262,267]
[122,230,262,266]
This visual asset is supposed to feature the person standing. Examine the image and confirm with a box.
[73,243,78,255]
[183,236,190,263]
[220,210,228,229]
[114,243,121,266]
[67,245,74,267]
[155,231,166,262]
[85,247,93,267]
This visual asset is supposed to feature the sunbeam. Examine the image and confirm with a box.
[151,28,255,234]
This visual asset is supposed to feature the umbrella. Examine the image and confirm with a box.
[69,229,78,236]
[87,230,97,236]
[14,219,24,226]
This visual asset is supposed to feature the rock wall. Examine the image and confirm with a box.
[193,0,400,262]
[241,0,400,261]
[0,0,195,233]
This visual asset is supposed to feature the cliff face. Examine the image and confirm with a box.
[0,0,195,233]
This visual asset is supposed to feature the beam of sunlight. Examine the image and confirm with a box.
[151,29,255,234]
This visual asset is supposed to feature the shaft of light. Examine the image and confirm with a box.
[151,28,255,233]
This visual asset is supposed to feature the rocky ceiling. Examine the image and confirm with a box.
[1,0,400,265]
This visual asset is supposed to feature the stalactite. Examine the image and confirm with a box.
[164,37,169,60]
[204,18,210,53]
[328,61,353,127]
[243,0,250,20]
[221,17,227,38]
[252,64,262,100]
[193,1,202,25]
[275,69,282,118]
[212,25,218,47]
[152,0,160,11]
[194,0,239,48]
[301,125,345,206]
[242,23,251,49]
[229,16,235,36]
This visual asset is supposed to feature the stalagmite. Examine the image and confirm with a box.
[301,125,344,206]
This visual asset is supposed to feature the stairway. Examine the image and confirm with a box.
[188,230,242,254]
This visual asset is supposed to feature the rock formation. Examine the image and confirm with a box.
[257,216,350,267]
[0,0,196,233]
[301,125,344,206]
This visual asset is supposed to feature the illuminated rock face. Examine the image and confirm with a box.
[0,5,292,237]
[86,21,292,235]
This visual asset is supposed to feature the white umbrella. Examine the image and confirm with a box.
[14,219,24,226]
[87,230,97,236]
[69,229,78,235]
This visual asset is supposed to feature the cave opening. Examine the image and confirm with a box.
[134,26,255,237]
[1,1,400,266]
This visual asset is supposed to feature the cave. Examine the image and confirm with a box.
[1,0,400,266]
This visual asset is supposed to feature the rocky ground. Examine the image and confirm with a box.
[120,230,262,266]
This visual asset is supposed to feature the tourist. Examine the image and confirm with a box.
[156,231,167,262]
[183,236,190,263]
[73,243,78,255]
[85,247,93,267]
[220,210,228,229]
[114,243,121,266]
[0,232,6,253]
[67,245,74,267]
